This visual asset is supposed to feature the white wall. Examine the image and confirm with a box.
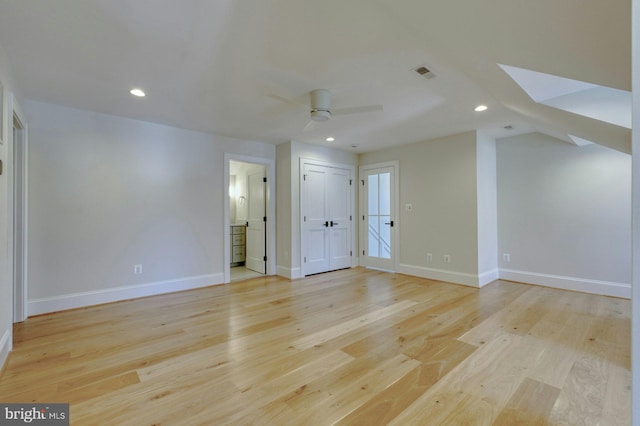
[477,132,498,283]
[360,131,483,286]
[631,0,639,421]
[24,100,275,315]
[498,132,631,297]
[276,141,357,279]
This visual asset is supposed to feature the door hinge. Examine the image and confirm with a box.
[304,216,307,222]
[303,174,307,181]
[304,257,307,263]
[362,250,365,256]
[263,177,267,183]
[263,216,267,222]
[350,251,352,256]
[350,215,352,221]
[361,179,365,186]
[349,179,352,186]
[263,256,268,261]
[362,215,365,221]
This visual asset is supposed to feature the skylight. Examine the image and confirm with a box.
[568,134,595,147]
[499,64,631,129]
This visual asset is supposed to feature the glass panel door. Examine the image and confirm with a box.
[368,172,391,259]
[360,164,396,271]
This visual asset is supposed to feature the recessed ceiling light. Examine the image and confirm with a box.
[474,104,488,112]
[326,137,335,142]
[130,88,146,97]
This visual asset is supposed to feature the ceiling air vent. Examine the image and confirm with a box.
[414,65,435,79]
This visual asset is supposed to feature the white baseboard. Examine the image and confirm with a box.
[398,264,484,288]
[0,329,11,372]
[478,269,500,287]
[28,274,224,316]
[499,269,631,298]
[276,265,302,280]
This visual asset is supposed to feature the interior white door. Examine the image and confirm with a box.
[361,165,396,271]
[302,164,331,275]
[246,170,266,274]
[302,162,353,275]
[328,168,352,270]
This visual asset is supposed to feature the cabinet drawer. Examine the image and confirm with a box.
[232,246,246,262]
[232,234,245,245]
[231,226,246,235]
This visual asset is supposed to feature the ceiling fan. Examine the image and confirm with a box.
[270,89,383,131]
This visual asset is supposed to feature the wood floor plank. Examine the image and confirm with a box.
[0,268,630,425]
[493,378,560,426]
[388,331,547,425]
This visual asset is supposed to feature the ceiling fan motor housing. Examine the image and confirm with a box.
[310,89,332,121]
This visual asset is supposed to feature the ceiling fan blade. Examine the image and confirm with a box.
[267,93,308,111]
[302,120,317,132]
[332,104,383,116]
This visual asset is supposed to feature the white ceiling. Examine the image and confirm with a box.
[0,0,631,153]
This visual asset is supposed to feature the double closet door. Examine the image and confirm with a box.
[302,161,354,276]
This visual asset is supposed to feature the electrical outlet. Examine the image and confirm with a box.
[405,203,413,212]
[503,253,511,262]
[427,253,433,261]
[444,254,451,263]
[134,264,143,274]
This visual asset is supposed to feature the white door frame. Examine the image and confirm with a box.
[8,95,28,322]
[224,153,275,283]
[359,161,399,272]
[299,158,357,276]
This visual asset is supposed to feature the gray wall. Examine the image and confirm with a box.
[497,132,631,294]
[360,131,484,284]
[24,100,275,313]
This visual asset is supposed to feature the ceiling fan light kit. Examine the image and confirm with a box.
[310,109,331,122]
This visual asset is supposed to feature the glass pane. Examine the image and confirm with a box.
[380,215,391,259]
[368,174,379,215]
[379,172,391,215]
[368,216,380,257]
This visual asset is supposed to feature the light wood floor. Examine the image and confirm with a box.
[0,268,631,425]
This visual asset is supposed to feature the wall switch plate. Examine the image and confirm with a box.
[134,264,143,274]
[405,203,413,212]
[427,253,432,261]
[503,253,511,262]
[444,254,451,263]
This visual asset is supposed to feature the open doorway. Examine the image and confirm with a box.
[228,160,267,282]
[223,153,276,283]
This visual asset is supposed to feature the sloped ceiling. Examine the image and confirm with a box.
[0,0,631,153]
